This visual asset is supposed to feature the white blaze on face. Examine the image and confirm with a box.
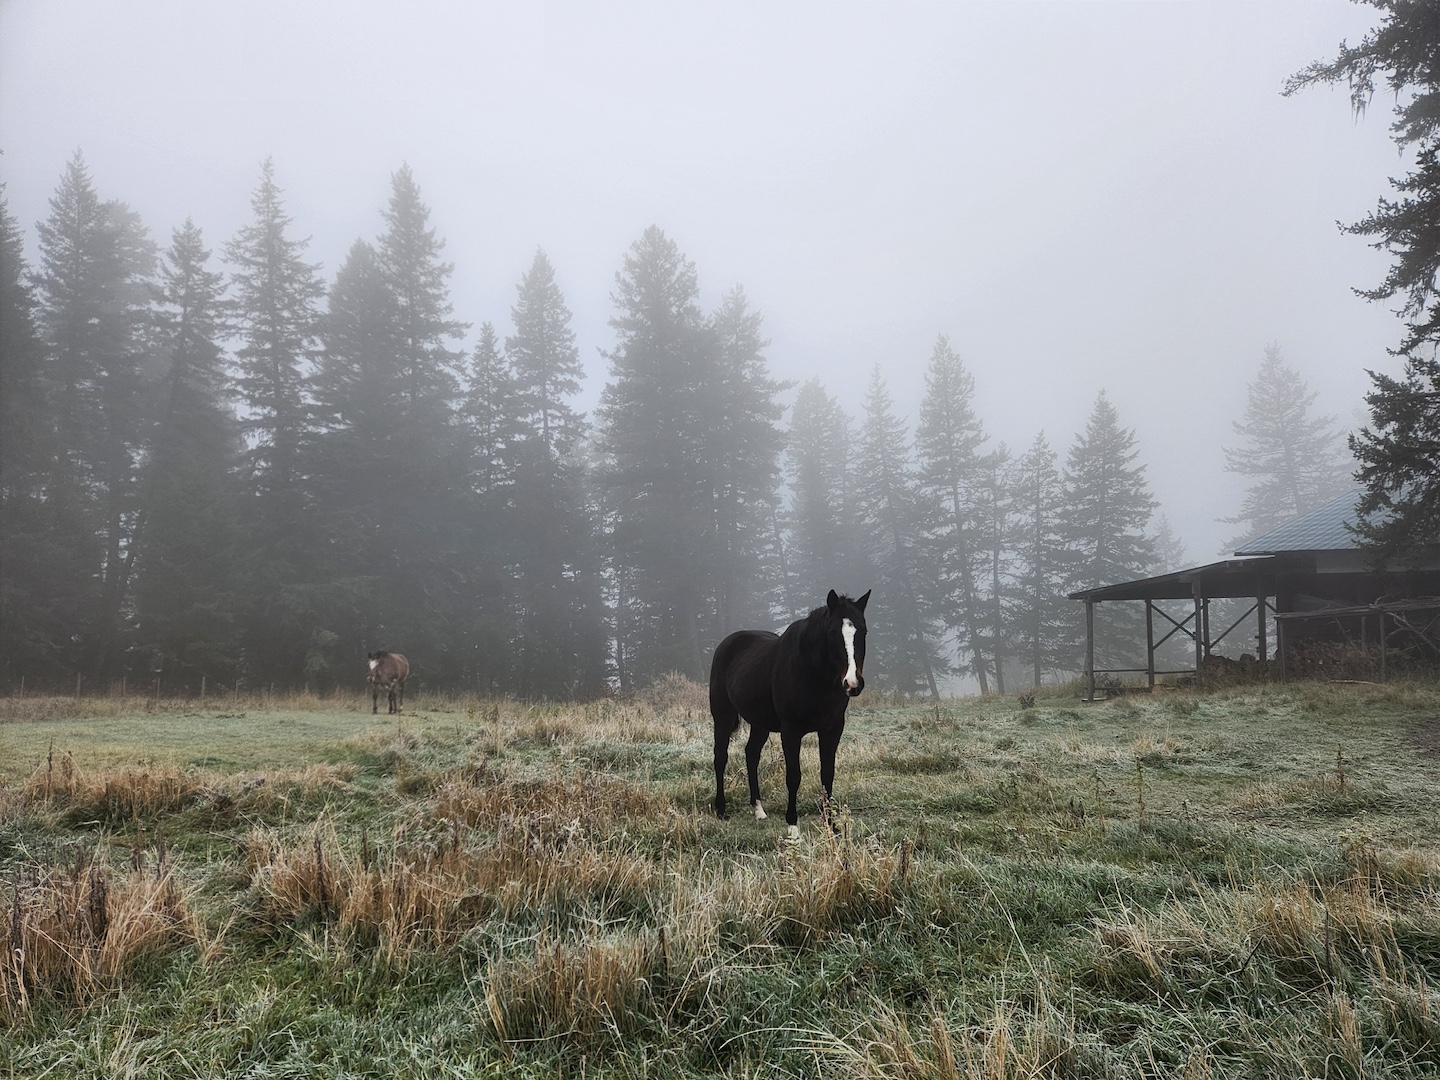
[841,618,859,690]
[368,658,379,671]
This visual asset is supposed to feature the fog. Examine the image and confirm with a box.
[0,0,1402,562]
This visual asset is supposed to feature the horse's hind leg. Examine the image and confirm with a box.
[712,704,740,818]
[744,724,769,819]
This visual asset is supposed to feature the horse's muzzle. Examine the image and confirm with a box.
[846,675,864,697]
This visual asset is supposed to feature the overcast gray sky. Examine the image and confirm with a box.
[0,0,1407,561]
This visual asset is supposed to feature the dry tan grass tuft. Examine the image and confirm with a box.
[0,688,372,724]
[806,989,1085,1080]
[18,756,357,822]
[1089,872,1425,996]
[2,851,198,1021]
[771,824,915,943]
[249,813,660,962]
[635,671,709,718]
[433,764,672,833]
[482,932,665,1042]
[23,755,208,819]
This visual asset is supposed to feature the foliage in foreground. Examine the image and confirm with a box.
[2,680,1440,1077]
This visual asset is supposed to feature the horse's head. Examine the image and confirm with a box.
[367,651,383,671]
[825,588,870,697]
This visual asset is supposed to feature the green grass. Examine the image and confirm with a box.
[3,680,1439,1077]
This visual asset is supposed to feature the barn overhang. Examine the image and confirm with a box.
[1068,553,1440,700]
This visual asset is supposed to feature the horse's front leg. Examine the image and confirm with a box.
[744,724,769,820]
[781,728,803,840]
[817,721,845,829]
[371,684,379,714]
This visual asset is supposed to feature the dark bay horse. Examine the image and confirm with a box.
[367,651,409,714]
[710,589,870,839]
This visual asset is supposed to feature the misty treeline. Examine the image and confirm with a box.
[0,155,1350,698]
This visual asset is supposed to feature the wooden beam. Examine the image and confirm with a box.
[1145,600,1155,691]
[1085,600,1096,702]
[1257,595,1267,663]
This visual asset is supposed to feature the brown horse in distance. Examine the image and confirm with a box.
[367,651,409,714]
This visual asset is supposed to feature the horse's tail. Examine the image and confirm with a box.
[708,636,743,740]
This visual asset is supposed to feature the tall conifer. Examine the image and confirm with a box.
[1222,344,1349,549]
[134,220,243,685]
[1061,393,1157,670]
[32,153,156,677]
[504,250,606,697]
[0,188,57,680]
[225,159,324,528]
[915,335,990,689]
[785,379,866,615]
[1009,433,1070,687]
[597,227,714,687]
[703,286,788,633]
[853,366,942,699]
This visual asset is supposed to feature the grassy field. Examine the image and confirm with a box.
[2,677,1438,1078]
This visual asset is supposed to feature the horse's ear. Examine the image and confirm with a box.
[827,589,840,610]
[856,590,871,612]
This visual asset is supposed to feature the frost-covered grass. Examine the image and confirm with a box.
[3,679,1439,1077]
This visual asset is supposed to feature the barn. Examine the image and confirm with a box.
[1068,491,1440,698]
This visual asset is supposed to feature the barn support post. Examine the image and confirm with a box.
[1145,600,1155,691]
[1379,609,1388,682]
[1257,595,1268,663]
[1278,617,1289,682]
[1085,600,1096,702]
[1192,582,1204,688]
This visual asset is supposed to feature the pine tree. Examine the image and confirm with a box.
[226,161,330,686]
[852,366,942,699]
[1222,344,1349,549]
[133,220,243,686]
[1009,432,1071,688]
[914,335,990,690]
[463,321,519,501]
[1350,354,1440,561]
[1062,392,1157,670]
[374,167,472,682]
[308,165,473,685]
[225,159,324,533]
[596,227,715,688]
[0,186,57,681]
[784,379,867,615]
[504,250,606,697]
[1288,5,1440,563]
[376,165,467,428]
[31,153,157,678]
[303,238,404,685]
[703,286,789,634]
[970,444,1014,693]
[455,319,526,693]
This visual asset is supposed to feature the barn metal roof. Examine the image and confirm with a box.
[1234,490,1361,555]
[1066,556,1307,603]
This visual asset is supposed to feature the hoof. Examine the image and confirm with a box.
[754,802,767,821]
[786,824,800,842]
